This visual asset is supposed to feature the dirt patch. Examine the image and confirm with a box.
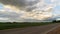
[47,27,60,34]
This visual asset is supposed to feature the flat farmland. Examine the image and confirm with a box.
[0,23,60,34]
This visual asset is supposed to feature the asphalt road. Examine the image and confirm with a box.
[0,23,60,34]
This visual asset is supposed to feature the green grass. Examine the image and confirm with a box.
[0,22,56,30]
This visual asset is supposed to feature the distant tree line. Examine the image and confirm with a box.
[52,20,60,23]
[0,20,60,23]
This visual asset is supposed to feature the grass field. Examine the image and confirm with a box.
[0,22,57,30]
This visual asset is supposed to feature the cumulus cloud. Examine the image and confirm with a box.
[0,0,54,12]
[0,0,39,6]
[0,0,58,22]
[0,10,21,22]
[0,0,40,11]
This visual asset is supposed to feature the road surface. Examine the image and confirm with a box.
[0,23,60,34]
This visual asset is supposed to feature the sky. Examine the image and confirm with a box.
[0,0,60,22]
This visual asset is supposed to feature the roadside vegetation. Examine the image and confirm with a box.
[0,21,60,30]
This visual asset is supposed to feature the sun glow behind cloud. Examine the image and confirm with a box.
[1,4,52,20]
[0,0,59,22]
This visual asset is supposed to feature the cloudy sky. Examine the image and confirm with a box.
[0,0,60,22]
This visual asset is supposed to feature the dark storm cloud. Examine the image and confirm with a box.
[0,0,26,7]
[26,6,37,11]
[0,0,40,12]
